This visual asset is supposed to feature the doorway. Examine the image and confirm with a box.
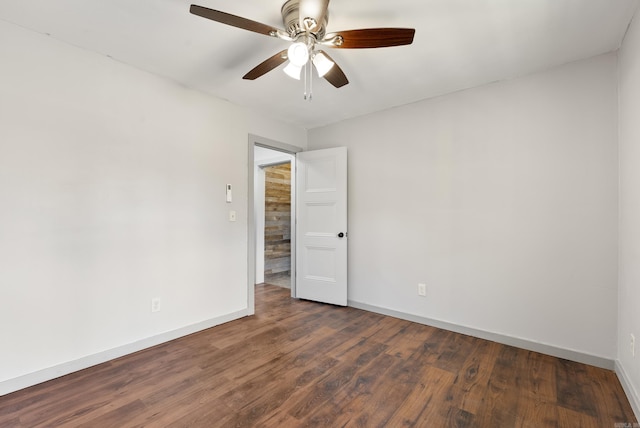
[248,136,348,313]
[262,162,292,288]
[248,135,301,314]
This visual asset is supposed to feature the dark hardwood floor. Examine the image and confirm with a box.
[1,284,636,427]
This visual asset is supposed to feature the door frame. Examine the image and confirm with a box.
[247,134,302,315]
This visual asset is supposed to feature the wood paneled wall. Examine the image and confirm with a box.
[264,163,291,277]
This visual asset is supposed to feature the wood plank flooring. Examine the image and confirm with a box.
[1,284,636,427]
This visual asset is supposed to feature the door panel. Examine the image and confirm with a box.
[296,147,347,306]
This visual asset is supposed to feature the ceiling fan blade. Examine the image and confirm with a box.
[317,50,348,88]
[299,0,330,32]
[323,28,415,49]
[243,50,289,80]
[190,5,280,37]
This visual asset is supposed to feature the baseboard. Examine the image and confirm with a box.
[0,309,249,396]
[348,300,615,370]
[616,360,640,421]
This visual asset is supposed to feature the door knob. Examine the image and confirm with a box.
[338,232,345,238]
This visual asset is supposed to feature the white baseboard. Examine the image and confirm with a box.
[616,360,640,421]
[348,300,615,370]
[0,309,249,397]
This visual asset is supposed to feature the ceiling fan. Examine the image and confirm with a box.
[189,0,415,90]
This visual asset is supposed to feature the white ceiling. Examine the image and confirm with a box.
[1,0,638,129]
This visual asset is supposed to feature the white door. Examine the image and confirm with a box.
[296,147,347,306]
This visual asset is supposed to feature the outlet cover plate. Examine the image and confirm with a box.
[418,283,427,296]
[151,297,161,313]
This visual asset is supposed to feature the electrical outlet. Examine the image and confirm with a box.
[418,283,427,297]
[229,210,237,222]
[631,334,635,358]
[151,297,161,313]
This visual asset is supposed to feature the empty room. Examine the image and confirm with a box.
[1,0,640,426]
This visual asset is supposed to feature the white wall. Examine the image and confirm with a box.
[308,54,619,361]
[618,8,640,415]
[248,113,307,151]
[0,21,305,393]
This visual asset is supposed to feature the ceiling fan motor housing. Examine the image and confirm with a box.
[281,0,328,39]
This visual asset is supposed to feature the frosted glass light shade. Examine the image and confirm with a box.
[284,62,303,80]
[287,42,309,67]
[312,52,334,77]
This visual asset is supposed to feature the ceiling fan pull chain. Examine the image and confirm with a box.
[303,62,308,100]
[308,61,313,101]
[303,61,313,101]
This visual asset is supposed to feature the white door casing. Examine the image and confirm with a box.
[296,147,347,306]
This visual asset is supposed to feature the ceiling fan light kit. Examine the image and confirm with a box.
[189,0,415,99]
